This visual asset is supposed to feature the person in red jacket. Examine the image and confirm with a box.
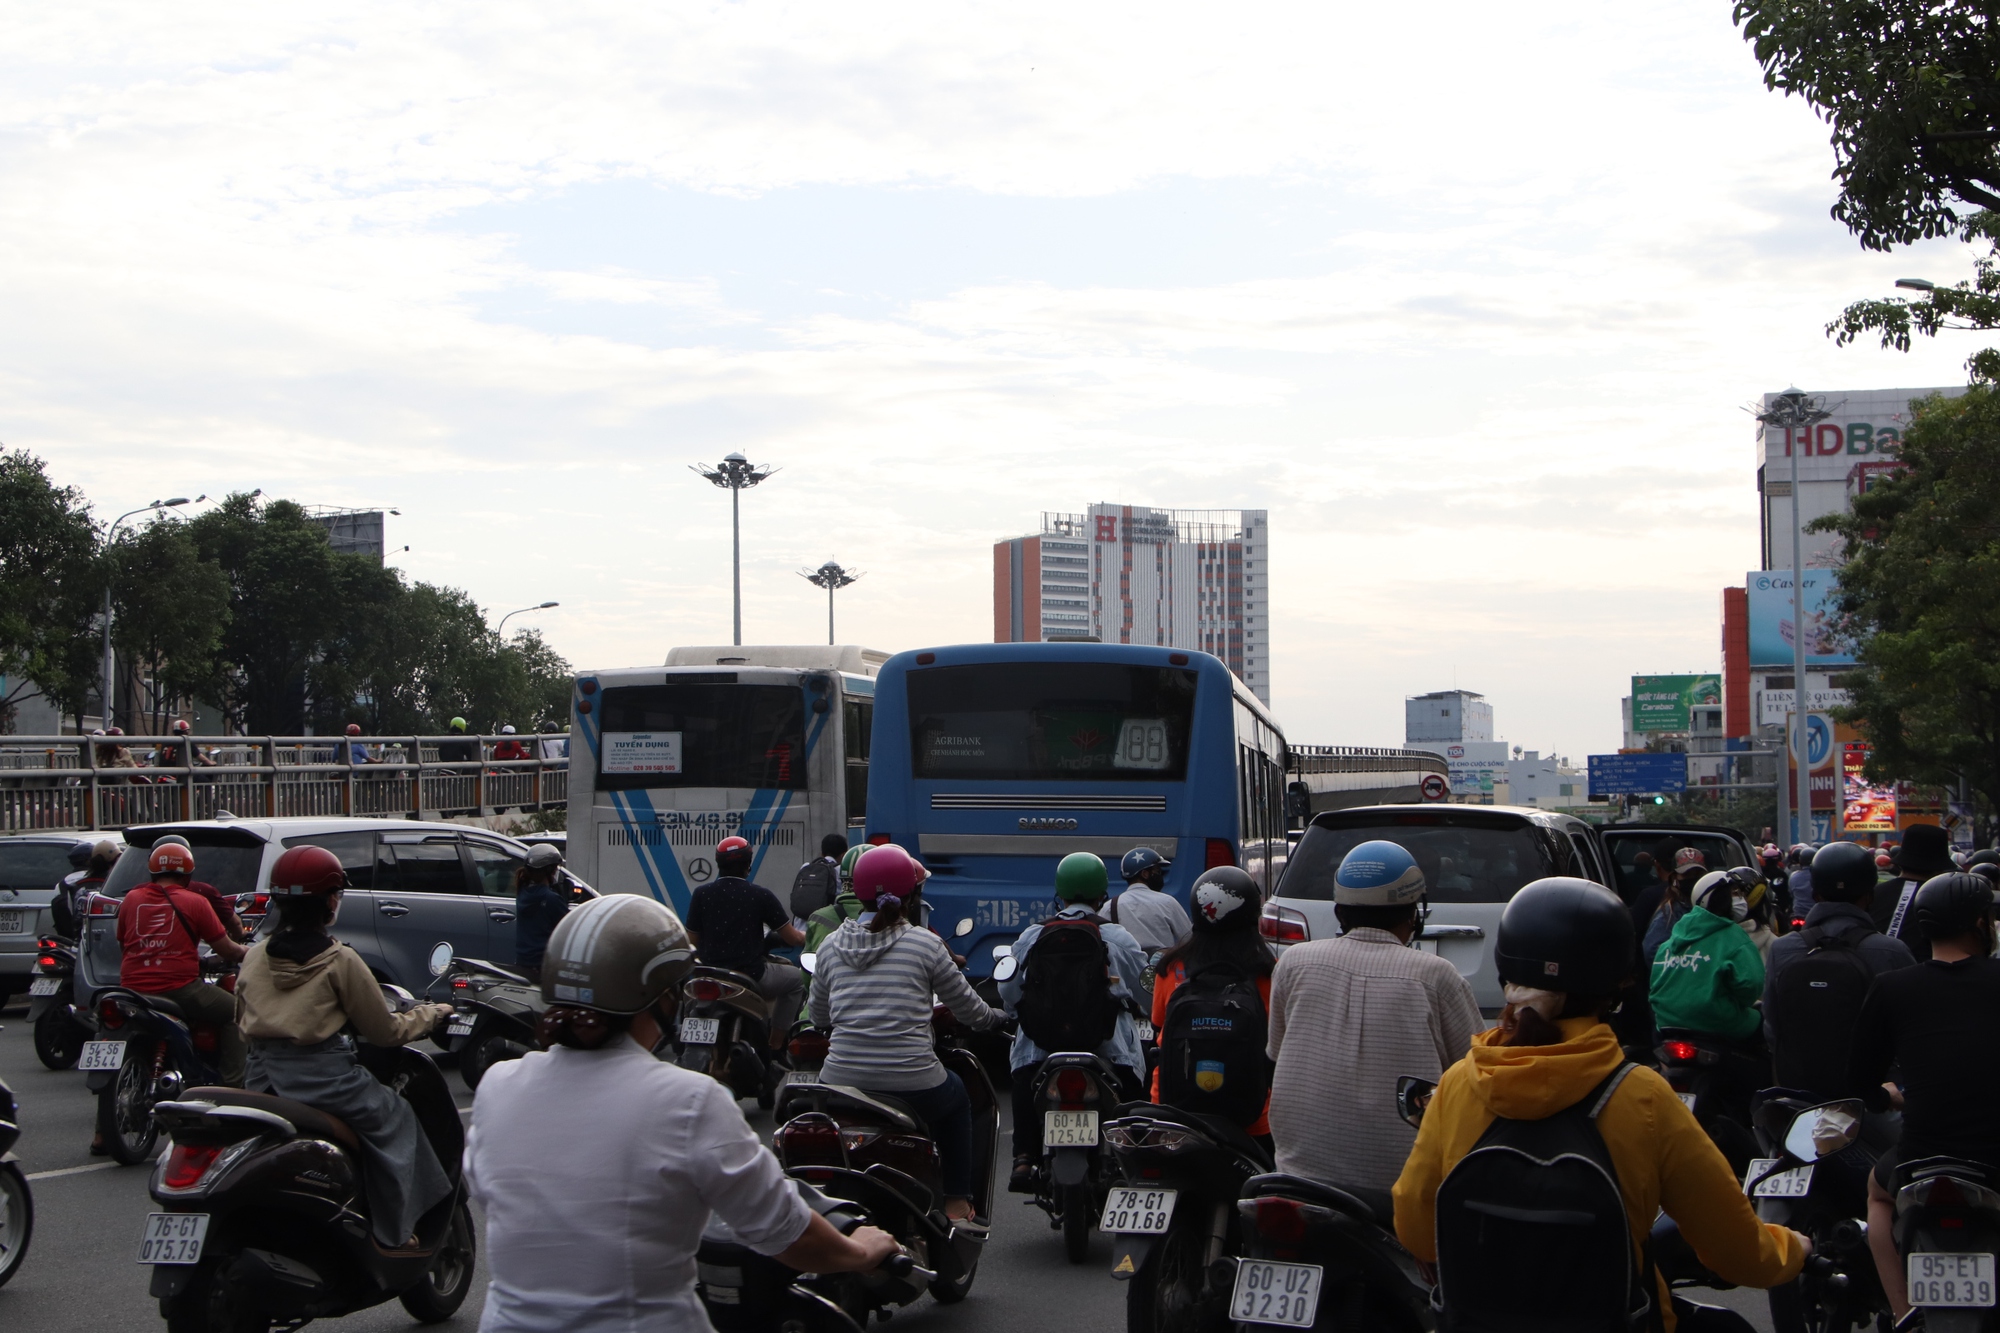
[117,843,248,1085]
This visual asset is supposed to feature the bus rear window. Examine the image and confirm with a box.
[597,684,807,791]
[907,663,1197,781]
[1278,816,1559,904]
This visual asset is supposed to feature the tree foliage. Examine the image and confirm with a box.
[110,519,231,734]
[1809,386,2000,811]
[1736,1,2000,250]
[0,450,103,728]
[1829,209,2000,382]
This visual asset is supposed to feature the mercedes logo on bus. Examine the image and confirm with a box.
[687,858,715,882]
[1018,817,1079,831]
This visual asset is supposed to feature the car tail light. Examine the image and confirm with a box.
[1260,904,1308,943]
[1205,839,1236,870]
[1254,1197,1309,1244]
[99,998,127,1029]
[1049,1067,1096,1108]
[90,893,118,916]
[1662,1040,1698,1063]
[161,1143,223,1190]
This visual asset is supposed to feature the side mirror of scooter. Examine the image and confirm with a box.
[1397,1075,1438,1129]
[800,953,817,975]
[954,917,975,938]
[1784,1099,1864,1161]
[427,941,454,977]
[992,953,1018,983]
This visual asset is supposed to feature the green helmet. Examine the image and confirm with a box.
[449,717,468,732]
[840,844,867,886]
[1055,852,1109,904]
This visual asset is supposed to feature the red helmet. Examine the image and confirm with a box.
[172,720,191,734]
[345,724,362,736]
[852,845,917,905]
[149,843,195,878]
[270,845,347,897]
[716,835,753,873]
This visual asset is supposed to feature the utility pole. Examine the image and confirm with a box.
[693,454,776,646]
[101,497,193,729]
[800,560,862,645]
[1755,388,1834,844]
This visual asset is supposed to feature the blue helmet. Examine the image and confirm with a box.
[1120,846,1170,883]
[1334,841,1426,906]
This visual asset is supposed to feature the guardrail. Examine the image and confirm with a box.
[1288,745,1449,776]
[0,734,568,833]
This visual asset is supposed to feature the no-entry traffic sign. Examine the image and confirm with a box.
[1419,774,1449,801]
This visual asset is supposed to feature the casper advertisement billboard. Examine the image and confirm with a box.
[1747,571,1856,668]
[1631,674,1721,733]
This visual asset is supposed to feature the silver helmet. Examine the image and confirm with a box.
[541,895,693,1013]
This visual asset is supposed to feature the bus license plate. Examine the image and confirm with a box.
[1231,1259,1324,1327]
[1744,1158,1813,1198]
[1100,1186,1176,1234]
[79,1040,126,1071]
[1910,1253,1997,1307]
[0,910,22,935]
[680,1018,719,1045]
[138,1213,210,1264]
[29,977,61,997]
[1045,1110,1098,1147]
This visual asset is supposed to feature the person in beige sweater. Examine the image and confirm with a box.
[234,845,454,1248]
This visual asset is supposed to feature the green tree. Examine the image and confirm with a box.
[1809,386,2000,811]
[0,450,103,731]
[1829,209,2000,382]
[1736,2,2000,250]
[108,519,231,734]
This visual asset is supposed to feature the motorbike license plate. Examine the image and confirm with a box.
[1678,1092,1698,1111]
[29,976,61,997]
[1744,1158,1814,1198]
[137,1213,210,1264]
[1910,1252,1997,1307]
[680,1017,720,1045]
[1045,1110,1099,1147]
[446,1018,474,1036]
[79,1040,126,1071]
[1135,1021,1154,1042]
[0,910,22,935]
[1231,1259,1324,1327]
[1100,1186,1177,1234]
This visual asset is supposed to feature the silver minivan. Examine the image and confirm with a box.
[1265,805,1614,1012]
[0,834,109,998]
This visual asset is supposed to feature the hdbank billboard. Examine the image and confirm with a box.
[1747,570,1856,668]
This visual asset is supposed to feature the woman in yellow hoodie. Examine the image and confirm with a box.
[1393,877,1808,1333]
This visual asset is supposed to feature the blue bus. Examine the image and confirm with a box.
[864,642,1288,976]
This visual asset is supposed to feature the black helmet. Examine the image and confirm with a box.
[68,841,95,870]
[1914,872,1995,943]
[1495,877,1633,994]
[1189,866,1259,932]
[1972,863,2000,888]
[1811,841,1878,904]
[1968,849,2000,869]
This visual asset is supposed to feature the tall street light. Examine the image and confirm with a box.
[497,601,560,637]
[1755,387,1834,843]
[101,496,198,730]
[692,453,777,646]
[800,561,862,645]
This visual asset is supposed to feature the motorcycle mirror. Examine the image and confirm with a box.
[991,943,1013,959]
[427,941,454,977]
[954,917,975,938]
[992,954,1019,983]
[800,953,817,975]
[1397,1075,1438,1129]
[1784,1099,1864,1161]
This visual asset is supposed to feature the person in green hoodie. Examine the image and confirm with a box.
[804,845,870,957]
[1651,870,1767,1040]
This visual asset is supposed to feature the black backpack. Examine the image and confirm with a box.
[1435,1063,1658,1333]
[1157,961,1271,1127]
[1014,915,1120,1053]
[789,858,839,919]
[1770,924,1877,1099]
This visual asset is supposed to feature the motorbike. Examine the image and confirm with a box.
[1746,1092,1887,1333]
[1231,1170,1433,1333]
[696,1176,931,1332]
[26,934,87,1070]
[1027,1051,1128,1264]
[1894,1155,2000,1332]
[676,962,785,1110]
[1655,1028,1762,1176]
[423,943,545,1091]
[0,1073,33,1288]
[142,994,475,1333]
[1101,1100,1274,1333]
[772,1003,1001,1312]
[86,971,237,1166]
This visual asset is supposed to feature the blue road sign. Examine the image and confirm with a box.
[1588,752,1688,797]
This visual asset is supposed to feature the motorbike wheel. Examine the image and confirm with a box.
[460,1033,530,1092]
[0,1162,33,1288]
[1061,1182,1093,1264]
[927,1233,977,1305]
[161,1260,273,1333]
[32,1008,85,1071]
[1127,1217,1208,1333]
[100,1045,160,1165]
[399,1200,477,1323]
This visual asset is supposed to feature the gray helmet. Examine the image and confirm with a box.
[541,895,693,1013]
[526,843,563,870]
[153,833,191,851]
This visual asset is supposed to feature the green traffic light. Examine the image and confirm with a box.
[1653,795,1665,805]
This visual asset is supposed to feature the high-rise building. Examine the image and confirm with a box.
[993,505,1270,704]
[1404,690,1492,745]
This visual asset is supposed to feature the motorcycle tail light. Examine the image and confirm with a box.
[1254,1197,1309,1244]
[1205,839,1236,870]
[774,1114,843,1167]
[789,1031,829,1061]
[452,979,471,990]
[1662,1040,1698,1064]
[161,1143,222,1190]
[99,998,127,1029]
[685,978,724,1002]
[1259,904,1308,944]
[192,1028,218,1053]
[217,974,236,995]
[1049,1068,1096,1108]
[838,1128,881,1153]
[37,955,56,970]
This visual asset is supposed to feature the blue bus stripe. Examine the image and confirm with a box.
[611,790,694,915]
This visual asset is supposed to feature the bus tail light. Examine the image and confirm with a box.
[1260,904,1308,944]
[869,834,892,847]
[1205,839,1236,869]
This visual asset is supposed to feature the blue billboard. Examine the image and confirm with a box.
[1588,752,1688,797]
[1746,570,1856,667]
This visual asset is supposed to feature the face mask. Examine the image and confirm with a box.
[1730,895,1750,922]
[1502,984,1564,1022]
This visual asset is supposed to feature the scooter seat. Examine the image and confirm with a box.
[138,995,185,1019]
[178,1087,360,1150]
[774,1082,929,1136]
[1113,1099,1273,1171]
[1244,1172,1393,1227]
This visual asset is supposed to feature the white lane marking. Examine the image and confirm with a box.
[26,1161,122,1181]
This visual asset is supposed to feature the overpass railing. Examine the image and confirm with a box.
[0,734,569,834]
[1289,745,1448,777]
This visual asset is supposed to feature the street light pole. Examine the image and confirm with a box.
[100,497,193,730]
[800,561,862,645]
[693,454,777,645]
[1756,388,1834,843]
[496,601,560,637]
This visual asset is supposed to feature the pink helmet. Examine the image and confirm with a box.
[852,845,918,906]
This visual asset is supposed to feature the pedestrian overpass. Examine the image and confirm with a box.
[1287,745,1448,820]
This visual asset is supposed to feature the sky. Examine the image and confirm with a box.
[0,2,1982,760]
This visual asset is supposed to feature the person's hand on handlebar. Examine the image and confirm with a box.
[775,1215,902,1274]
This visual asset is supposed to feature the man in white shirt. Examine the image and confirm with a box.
[1108,846,1193,953]
[1266,840,1482,1217]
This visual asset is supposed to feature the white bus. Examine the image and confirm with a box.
[568,646,887,910]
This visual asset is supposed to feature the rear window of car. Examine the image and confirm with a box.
[1278,813,1562,904]
[104,835,268,899]
[1601,831,1749,901]
[0,841,77,894]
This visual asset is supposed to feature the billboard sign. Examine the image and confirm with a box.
[1841,742,1897,832]
[1758,686,1852,726]
[1784,713,1840,812]
[1588,752,1688,797]
[1747,571,1856,667]
[1631,674,1722,733]
[1449,759,1503,797]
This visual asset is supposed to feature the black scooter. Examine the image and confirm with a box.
[88,982,234,1166]
[676,963,784,1109]
[1895,1155,2000,1333]
[1656,1028,1762,1176]
[424,944,545,1091]
[1027,1051,1127,1264]
[0,1073,32,1288]
[696,1177,931,1332]
[1233,1169,1433,1332]
[143,1017,475,1332]
[1746,1092,1887,1333]
[26,935,86,1070]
